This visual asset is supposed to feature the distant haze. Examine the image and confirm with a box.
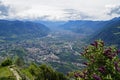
[0,0,120,21]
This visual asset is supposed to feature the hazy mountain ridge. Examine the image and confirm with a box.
[34,20,66,30]
[60,20,110,35]
[0,20,50,41]
[92,17,120,48]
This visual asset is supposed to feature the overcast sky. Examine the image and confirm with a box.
[0,0,120,21]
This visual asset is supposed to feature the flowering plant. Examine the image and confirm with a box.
[75,40,120,80]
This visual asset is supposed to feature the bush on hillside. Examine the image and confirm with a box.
[14,56,25,67]
[28,63,68,80]
[74,40,120,80]
[1,58,12,67]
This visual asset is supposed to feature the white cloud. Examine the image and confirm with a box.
[0,0,120,21]
[62,9,95,20]
[0,1,10,17]
[106,4,120,16]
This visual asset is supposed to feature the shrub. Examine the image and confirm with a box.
[28,63,68,80]
[14,56,25,67]
[74,40,120,80]
[1,58,12,67]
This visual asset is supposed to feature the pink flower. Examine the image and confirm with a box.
[90,41,98,48]
[93,74,101,80]
[117,67,120,72]
[74,73,80,78]
[83,62,88,66]
[98,66,106,74]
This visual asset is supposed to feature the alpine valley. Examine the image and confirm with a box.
[0,17,120,74]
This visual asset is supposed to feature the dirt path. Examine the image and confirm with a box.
[9,66,22,80]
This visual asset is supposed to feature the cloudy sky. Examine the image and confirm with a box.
[0,0,120,21]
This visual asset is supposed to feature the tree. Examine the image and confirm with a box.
[28,63,41,79]
[28,63,68,80]
[14,56,25,67]
[74,40,120,80]
[1,58,12,67]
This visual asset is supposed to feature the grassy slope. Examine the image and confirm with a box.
[0,65,34,80]
[0,67,13,77]
[0,67,16,80]
[21,69,34,80]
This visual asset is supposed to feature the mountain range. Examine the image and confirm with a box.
[92,17,120,48]
[59,17,120,48]
[60,20,109,35]
[0,20,50,41]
